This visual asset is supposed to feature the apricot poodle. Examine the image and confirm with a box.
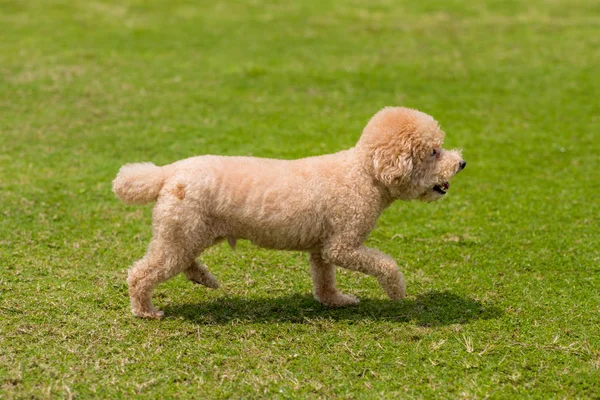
[113,107,466,318]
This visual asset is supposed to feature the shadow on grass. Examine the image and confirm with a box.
[165,290,502,327]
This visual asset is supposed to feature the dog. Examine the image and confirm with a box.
[113,107,466,318]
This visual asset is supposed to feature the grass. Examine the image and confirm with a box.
[1,0,599,398]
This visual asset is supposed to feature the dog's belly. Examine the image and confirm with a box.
[220,214,325,252]
[246,227,321,251]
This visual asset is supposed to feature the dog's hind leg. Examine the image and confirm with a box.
[309,252,359,307]
[127,242,193,319]
[184,260,219,289]
[126,196,214,318]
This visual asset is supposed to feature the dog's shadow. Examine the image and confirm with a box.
[165,290,502,326]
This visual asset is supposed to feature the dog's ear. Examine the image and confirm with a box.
[373,150,413,186]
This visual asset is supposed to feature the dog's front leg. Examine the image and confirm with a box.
[322,243,406,300]
[309,252,360,307]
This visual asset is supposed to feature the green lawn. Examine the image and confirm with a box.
[1,0,599,398]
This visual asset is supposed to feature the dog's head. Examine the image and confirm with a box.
[357,107,465,202]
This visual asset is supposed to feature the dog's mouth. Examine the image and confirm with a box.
[433,182,449,195]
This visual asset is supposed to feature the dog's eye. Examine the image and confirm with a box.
[431,149,437,157]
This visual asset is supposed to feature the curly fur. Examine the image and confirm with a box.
[113,163,166,204]
[114,107,466,318]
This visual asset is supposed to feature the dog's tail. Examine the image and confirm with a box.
[112,163,166,204]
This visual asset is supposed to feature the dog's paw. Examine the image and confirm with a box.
[132,307,164,319]
[387,291,404,301]
[317,292,360,307]
[381,283,406,300]
[189,272,220,289]
[378,271,406,300]
[185,265,220,289]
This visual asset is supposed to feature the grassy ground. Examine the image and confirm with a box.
[1,0,599,398]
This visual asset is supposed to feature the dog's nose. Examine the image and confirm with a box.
[459,160,466,171]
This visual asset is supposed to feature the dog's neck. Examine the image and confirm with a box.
[349,146,397,210]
